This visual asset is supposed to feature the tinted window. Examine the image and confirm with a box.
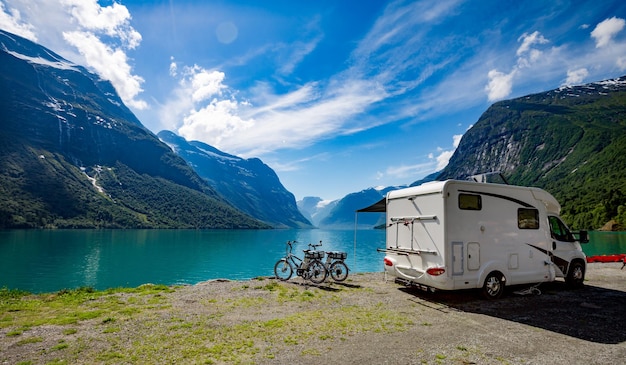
[548,216,575,242]
[459,194,481,210]
[518,208,539,229]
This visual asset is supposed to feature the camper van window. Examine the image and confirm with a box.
[548,216,575,242]
[459,194,481,210]
[518,208,539,229]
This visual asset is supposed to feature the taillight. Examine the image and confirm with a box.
[384,258,393,266]
[426,267,445,276]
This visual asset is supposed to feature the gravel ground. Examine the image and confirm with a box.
[2,262,625,364]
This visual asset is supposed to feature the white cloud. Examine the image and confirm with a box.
[169,58,178,77]
[0,0,146,110]
[591,17,625,48]
[61,0,141,48]
[485,69,515,101]
[385,161,435,180]
[436,150,454,170]
[434,133,464,170]
[188,67,226,103]
[278,35,322,75]
[484,31,553,102]
[516,31,548,57]
[63,31,146,109]
[179,99,253,147]
[0,2,37,41]
[162,64,241,144]
[385,132,462,180]
[165,57,387,156]
[563,68,589,86]
[452,133,462,148]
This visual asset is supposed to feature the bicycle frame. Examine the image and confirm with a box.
[274,240,327,283]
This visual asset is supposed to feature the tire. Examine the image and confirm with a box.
[565,261,585,288]
[482,272,505,299]
[329,261,349,282]
[274,259,293,281]
[307,259,327,284]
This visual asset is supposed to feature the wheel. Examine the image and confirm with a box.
[482,272,505,299]
[307,260,327,284]
[274,259,293,281]
[329,261,349,282]
[565,261,585,288]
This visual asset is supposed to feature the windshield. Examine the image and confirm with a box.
[548,216,575,242]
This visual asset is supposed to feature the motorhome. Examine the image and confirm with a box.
[375,179,588,299]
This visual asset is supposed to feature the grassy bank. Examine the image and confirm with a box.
[1,277,409,364]
[3,266,626,365]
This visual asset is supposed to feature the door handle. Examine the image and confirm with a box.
[552,241,556,250]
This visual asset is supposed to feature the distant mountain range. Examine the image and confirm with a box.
[0,30,268,229]
[157,131,312,228]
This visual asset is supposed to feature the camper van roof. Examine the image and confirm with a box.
[387,180,447,200]
[529,187,561,214]
[387,180,561,213]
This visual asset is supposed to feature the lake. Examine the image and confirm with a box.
[1,229,624,293]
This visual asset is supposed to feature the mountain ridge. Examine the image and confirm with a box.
[0,29,267,229]
[437,76,626,230]
[314,77,626,230]
[158,131,312,228]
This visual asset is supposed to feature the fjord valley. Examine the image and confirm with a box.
[1,29,626,232]
[0,30,306,230]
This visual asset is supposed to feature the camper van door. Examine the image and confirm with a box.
[547,215,578,273]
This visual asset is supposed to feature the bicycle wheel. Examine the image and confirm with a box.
[307,259,327,284]
[329,261,349,282]
[274,259,293,281]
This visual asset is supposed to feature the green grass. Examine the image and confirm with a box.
[1,284,174,331]
[1,280,411,364]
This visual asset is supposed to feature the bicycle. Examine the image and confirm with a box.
[317,240,349,282]
[274,240,327,284]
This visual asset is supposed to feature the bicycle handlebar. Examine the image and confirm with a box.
[286,240,297,253]
[308,240,323,250]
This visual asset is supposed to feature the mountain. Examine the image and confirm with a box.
[157,131,312,228]
[313,186,403,229]
[410,171,440,187]
[297,196,338,227]
[0,30,267,229]
[300,171,440,229]
[316,76,626,231]
[437,76,626,230]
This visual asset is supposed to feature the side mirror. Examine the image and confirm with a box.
[577,230,589,243]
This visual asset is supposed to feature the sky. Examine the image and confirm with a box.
[1,1,626,201]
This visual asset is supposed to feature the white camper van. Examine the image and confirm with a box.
[378,179,588,299]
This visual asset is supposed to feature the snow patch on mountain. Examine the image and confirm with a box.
[5,49,78,71]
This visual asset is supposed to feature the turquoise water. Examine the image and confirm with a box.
[0,229,623,293]
[0,229,386,293]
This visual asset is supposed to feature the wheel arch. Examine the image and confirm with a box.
[477,262,508,289]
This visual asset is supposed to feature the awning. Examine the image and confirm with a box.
[356,197,386,213]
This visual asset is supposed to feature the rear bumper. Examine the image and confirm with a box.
[383,254,452,290]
